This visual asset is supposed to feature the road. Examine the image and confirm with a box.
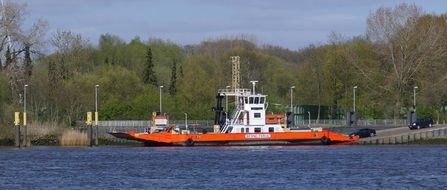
[359,124,447,142]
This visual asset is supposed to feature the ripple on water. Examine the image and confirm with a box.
[0,145,446,189]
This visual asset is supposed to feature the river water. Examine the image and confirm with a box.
[0,145,446,189]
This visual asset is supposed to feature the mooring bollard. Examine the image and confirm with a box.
[14,112,21,148]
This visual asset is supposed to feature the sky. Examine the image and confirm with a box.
[13,0,447,50]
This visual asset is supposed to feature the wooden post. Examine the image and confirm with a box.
[14,112,21,148]
[95,111,99,146]
[23,112,27,147]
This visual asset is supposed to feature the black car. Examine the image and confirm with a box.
[349,128,376,138]
[408,117,433,130]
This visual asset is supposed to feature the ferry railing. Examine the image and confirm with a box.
[218,88,251,96]
[295,119,408,128]
[97,119,410,139]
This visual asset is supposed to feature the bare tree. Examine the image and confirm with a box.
[361,3,447,119]
[50,30,91,79]
[0,1,47,102]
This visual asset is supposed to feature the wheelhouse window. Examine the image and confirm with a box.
[254,97,259,104]
[269,127,274,132]
[254,113,261,118]
[249,97,254,104]
[245,97,248,104]
[226,127,233,133]
[260,97,265,104]
[254,128,261,133]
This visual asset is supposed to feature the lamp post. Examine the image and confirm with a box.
[95,84,99,146]
[225,86,230,113]
[353,86,358,112]
[159,86,163,113]
[184,113,188,130]
[290,86,295,112]
[23,84,28,147]
[413,86,418,112]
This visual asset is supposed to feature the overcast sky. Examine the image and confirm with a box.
[13,0,447,50]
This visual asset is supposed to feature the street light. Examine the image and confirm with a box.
[23,84,28,147]
[290,86,295,112]
[413,86,418,112]
[184,113,188,130]
[353,86,358,112]
[159,86,163,113]
[95,84,99,146]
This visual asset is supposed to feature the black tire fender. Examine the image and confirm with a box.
[186,138,194,146]
[321,136,331,145]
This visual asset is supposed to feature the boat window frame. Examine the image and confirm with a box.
[260,97,265,104]
[254,128,261,133]
[249,97,254,104]
[268,127,274,132]
[254,97,259,104]
[254,113,261,118]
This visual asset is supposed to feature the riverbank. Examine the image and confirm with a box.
[0,137,141,147]
[408,137,447,144]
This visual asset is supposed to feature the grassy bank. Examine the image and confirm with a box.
[0,122,140,146]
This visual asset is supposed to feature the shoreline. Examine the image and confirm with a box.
[0,137,142,147]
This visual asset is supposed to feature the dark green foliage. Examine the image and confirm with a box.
[0,138,14,146]
[143,47,157,86]
[169,59,177,96]
[31,135,59,146]
[5,46,12,68]
[23,45,33,81]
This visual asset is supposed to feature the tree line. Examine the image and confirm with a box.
[0,2,446,133]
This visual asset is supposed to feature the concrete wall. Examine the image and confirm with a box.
[356,127,447,145]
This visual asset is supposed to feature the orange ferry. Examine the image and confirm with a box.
[110,83,358,146]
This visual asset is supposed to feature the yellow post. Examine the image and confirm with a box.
[86,112,92,125]
[14,112,20,126]
[14,112,21,147]
[23,112,27,126]
[94,112,98,126]
[86,112,93,147]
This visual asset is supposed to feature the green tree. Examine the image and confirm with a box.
[5,46,12,68]
[169,59,177,96]
[366,3,447,119]
[23,45,32,82]
[143,47,157,86]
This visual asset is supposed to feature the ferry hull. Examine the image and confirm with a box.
[110,130,359,146]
